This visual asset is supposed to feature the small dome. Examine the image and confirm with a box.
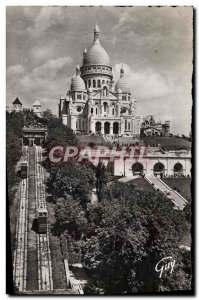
[83,25,110,67]
[70,75,86,92]
[70,65,86,92]
[33,99,41,106]
[115,66,131,93]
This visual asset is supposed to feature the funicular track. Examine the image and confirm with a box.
[13,146,29,292]
[26,147,38,290]
[13,145,53,293]
[35,146,53,291]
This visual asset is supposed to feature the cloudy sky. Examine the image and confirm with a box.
[6,6,193,135]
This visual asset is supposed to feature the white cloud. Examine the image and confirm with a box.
[113,63,171,99]
[112,62,192,135]
[7,64,24,77]
[32,56,73,78]
[18,56,72,90]
[27,7,67,36]
[30,44,57,65]
[8,57,73,109]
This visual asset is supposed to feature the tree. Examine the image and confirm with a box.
[183,202,191,223]
[6,113,23,205]
[47,161,95,208]
[95,162,108,200]
[54,196,88,238]
[6,111,24,137]
[82,181,190,294]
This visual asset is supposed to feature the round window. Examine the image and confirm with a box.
[77,107,82,112]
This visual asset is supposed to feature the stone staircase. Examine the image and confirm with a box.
[145,176,187,210]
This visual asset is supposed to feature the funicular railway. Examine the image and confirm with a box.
[13,145,53,293]
[12,123,84,294]
[13,146,29,291]
[35,146,53,291]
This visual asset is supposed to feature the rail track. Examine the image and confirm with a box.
[13,145,53,293]
[13,146,29,292]
[35,146,53,291]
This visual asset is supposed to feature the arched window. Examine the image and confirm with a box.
[102,80,105,84]
[104,122,110,134]
[174,163,183,175]
[103,102,108,113]
[88,80,91,88]
[132,162,144,175]
[113,122,119,134]
[112,108,115,115]
[93,79,96,88]
[91,108,93,114]
[97,79,101,88]
[154,162,165,175]
[95,122,101,133]
[96,107,98,115]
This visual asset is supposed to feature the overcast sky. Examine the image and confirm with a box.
[6,6,193,135]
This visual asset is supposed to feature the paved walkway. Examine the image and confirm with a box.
[145,176,187,210]
[118,176,140,183]
[69,263,88,290]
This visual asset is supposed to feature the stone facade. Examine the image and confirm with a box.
[33,100,42,117]
[140,115,170,137]
[6,97,42,116]
[96,148,191,177]
[58,25,141,136]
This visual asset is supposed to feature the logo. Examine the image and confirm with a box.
[155,256,176,278]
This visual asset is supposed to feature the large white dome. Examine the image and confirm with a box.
[83,25,110,67]
[83,41,110,66]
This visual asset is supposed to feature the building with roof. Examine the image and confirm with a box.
[6,97,23,113]
[140,115,170,137]
[58,25,141,136]
[6,97,43,116]
[33,99,42,117]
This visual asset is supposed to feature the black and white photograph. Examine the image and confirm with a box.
[6,6,193,295]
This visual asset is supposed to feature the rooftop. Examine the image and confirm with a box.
[12,97,22,105]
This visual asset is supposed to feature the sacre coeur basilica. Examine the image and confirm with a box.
[58,24,141,136]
